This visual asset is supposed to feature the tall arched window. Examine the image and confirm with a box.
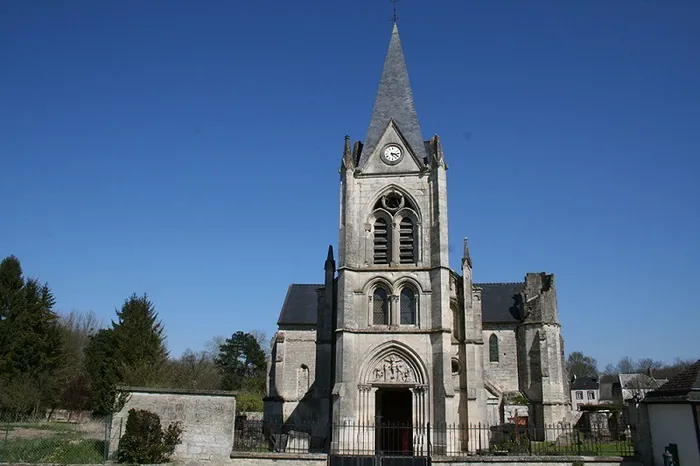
[373,218,390,264]
[373,288,389,325]
[489,334,499,362]
[400,287,416,325]
[398,217,415,264]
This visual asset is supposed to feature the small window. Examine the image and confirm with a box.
[373,288,389,325]
[576,391,583,400]
[400,288,416,325]
[588,391,596,400]
[373,218,390,264]
[398,217,415,264]
[451,358,461,375]
[489,334,499,362]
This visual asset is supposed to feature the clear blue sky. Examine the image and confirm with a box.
[1,1,698,368]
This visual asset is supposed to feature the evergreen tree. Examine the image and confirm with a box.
[84,329,123,416]
[215,331,266,392]
[0,255,64,412]
[111,294,168,386]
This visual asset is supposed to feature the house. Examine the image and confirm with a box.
[570,376,600,410]
[618,374,668,402]
[600,373,667,404]
[642,360,700,466]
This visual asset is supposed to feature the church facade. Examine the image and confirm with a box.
[264,24,570,452]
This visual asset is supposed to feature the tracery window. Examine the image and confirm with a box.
[371,190,418,265]
[489,334,499,363]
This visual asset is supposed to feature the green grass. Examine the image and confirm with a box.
[0,437,105,464]
[0,423,106,464]
[528,440,633,457]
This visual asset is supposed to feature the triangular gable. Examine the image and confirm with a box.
[357,120,426,176]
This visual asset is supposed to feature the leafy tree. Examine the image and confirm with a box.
[603,356,664,376]
[215,331,266,392]
[164,349,221,390]
[112,294,168,386]
[0,256,64,413]
[236,391,263,412]
[250,330,271,358]
[566,351,598,379]
[56,310,102,411]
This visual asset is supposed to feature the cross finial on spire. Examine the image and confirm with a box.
[389,0,399,24]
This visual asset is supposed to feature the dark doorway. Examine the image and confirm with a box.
[376,388,413,455]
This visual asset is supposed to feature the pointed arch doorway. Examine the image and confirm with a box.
[355,343,430,457]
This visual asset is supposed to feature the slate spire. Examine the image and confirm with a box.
[358,24,426,167]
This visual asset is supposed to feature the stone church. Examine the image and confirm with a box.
[264,24,570,451]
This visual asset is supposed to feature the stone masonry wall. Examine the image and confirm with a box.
[109,388,236,463]
[482,324,519,393]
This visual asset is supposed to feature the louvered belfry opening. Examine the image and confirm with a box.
[373,218,390,264]
[373,288,389,325]
[398,217,415,264]
[400,288,416,325]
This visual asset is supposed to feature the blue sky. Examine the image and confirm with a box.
[1,1,698,368]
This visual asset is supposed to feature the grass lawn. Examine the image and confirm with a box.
[0,421,106,464]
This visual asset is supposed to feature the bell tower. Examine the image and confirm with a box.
[332,23,458,451]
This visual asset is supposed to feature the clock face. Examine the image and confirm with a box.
[382,145,403,164]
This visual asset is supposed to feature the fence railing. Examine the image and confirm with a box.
[233,419,634,457]
[0,414,112,464]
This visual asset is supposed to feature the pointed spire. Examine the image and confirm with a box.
[341,135,354,171]
[358,24,426,168]
[326,245,334,262]
[462,237,472,269]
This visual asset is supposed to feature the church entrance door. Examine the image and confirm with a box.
[376,388,413,456]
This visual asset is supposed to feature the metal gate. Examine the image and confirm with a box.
[328,422,430,466]
[328,455,428,466]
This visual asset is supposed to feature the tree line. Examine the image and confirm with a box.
[566,350,695,380]
[0,255,267,417]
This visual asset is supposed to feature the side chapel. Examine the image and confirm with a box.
[264,23,570,451]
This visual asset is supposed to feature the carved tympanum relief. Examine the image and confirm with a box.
[371,355,414,383]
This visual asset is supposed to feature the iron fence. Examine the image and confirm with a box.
[233,418,634,458]
[0,413,112,464]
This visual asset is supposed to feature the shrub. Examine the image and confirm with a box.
[117,409,183,464]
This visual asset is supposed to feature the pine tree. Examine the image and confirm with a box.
[215,331,266,392]
[0,256,64,413]
[111,294,168,386]
[84,329,123,416]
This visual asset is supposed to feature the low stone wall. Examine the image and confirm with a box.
[109,386,236,463]
[226,453,641,466]
[229,452,327,465]
[431,457,642,465]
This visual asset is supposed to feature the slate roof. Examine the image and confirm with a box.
[477,283,524,323]
[619,373,666,390]
[359,24,427,168]
[277,284,322,327]
[277,281,526,327]
[571,377,599,391]
[644,360,700,403]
